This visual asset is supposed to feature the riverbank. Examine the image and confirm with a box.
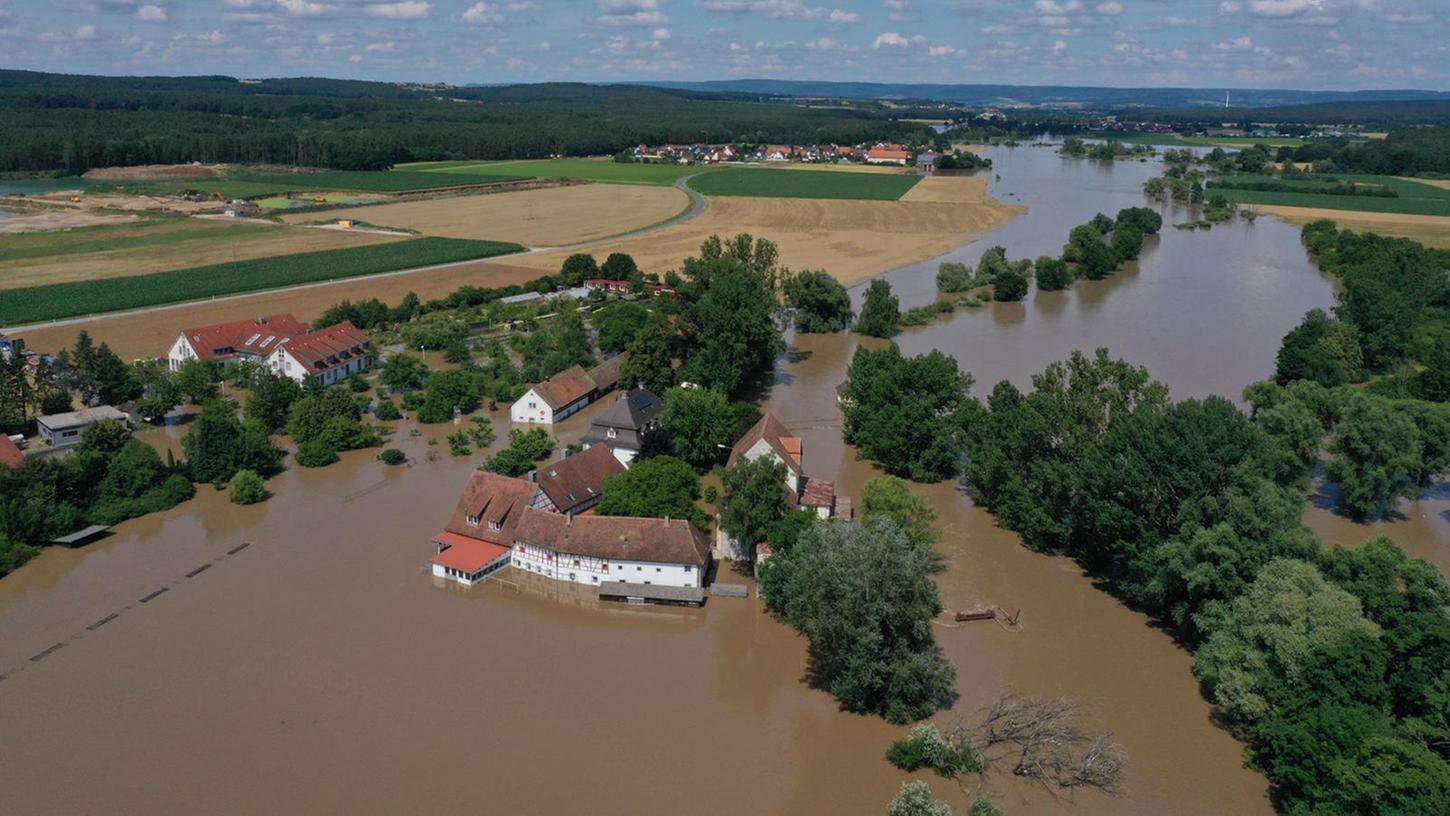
[1256,203,1450,248]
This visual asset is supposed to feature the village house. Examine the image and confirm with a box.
[915,151,938,174]
[866,144,910,165]
[510,354,627,425]
[431,470,711,603]
[0,434,24,469]
[718,410,852,559]
[166,314,375,386]
[583,387,663,465]
[35,405,131,448]
[583,278,679,299]
[529,444,624,515]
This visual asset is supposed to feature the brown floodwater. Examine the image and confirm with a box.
[2,144,1445,815]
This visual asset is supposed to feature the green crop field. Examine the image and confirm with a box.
[401,158,706,186]
[1210,174,1450,216]
[233,170,528,193]
[1102,133,1310,149]
[0,237,524,325]
[686,167,922,200]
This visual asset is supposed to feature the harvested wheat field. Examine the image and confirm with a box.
[516,175,1019,285]
[18,258,543,361]
[1397,177,1450,192]
[899,175,994,204]
[0,219,404,290]
[284,184,688,246]
[1258,204,1450,249]
[0,210,139,235]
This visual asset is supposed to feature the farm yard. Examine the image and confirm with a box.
[284,183,690,246]
[686,167,923,200]
[0,218,405,289]
[0,237,523,325]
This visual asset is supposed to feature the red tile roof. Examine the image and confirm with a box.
[515,512,710,567]
[180,314,309,362]
[432,532,511,573]
[443,471,538,545]
[799,476,837,508]
[530,365,598,411]
[727,411,802,475]
[535,445,625,514]
[0,435,22,469]
[275,321,370,374]
[867,147,910,161]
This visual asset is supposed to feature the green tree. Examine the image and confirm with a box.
[1275,309,1364,387]
[172,359,218,405]
[600,252,638,281]
[719,455,789,553]
[855,279,900,338]
[783,269,854,333]
[659,387,739,470]
[1111,222,1145,262]
[991,262,1029,302]
[760,518,955,723]
[594,301,654,353]
[1115,206,1163,234]
[678,236,785,395]
[597,455,702,523]
[887,781,954,816]
[98,438,165,499]
[245,369,303,432]
[181,401,283,484]
[860,476,939,548]
[618,316,676,396]
[1323,736,1450,815]
[1033,255,1072,291]
[559,252,599,286]
[1326,394,1423,518]
[936,261,973,294]
[286,387,361,445]
[295,439,340,468]
[1193,559,1381,724]
[228,469,266,505]
[843,344,975,482]
[379,353,430,392]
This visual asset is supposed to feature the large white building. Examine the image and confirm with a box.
[167,314,373,386]
[430,470,710,600]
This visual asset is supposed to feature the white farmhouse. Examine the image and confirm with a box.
[167,314,374,386]
[263,322,374,386]
[509,353,627,425]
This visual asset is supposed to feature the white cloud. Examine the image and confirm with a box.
[134,4,167,21]
[365,1,431,19]
[75,24,98,39]
[651,26,671,38]
[462,2,502,23]
[1095,1,1122,14]
[598,0,669,26]
[699,1,858,23]
[1246,0,1324,16]
[872,30,909,48]
[927,44,962,57]
[1033,0,1082,13]
[1218,1,1241,12]
[1212,35,1255,51]
[1049,38,1067,53]
[277,0,338,17]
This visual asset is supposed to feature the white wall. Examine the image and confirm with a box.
[739,439,799,493]
[511,541,700,588]
[168,335,196,371]
[511,388,555,424]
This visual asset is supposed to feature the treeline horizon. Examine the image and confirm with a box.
[0,71,929,173]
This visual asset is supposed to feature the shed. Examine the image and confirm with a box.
[50,524,111,547]
[35,405,130,447]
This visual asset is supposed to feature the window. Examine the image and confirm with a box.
[528,401,537,409]
[488,520,501,532]
[607,428,617,439]
[466,515,479,526]
[684,565,692,572]
[655,567,661,572]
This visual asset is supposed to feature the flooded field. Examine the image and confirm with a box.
[2,144,1445,815]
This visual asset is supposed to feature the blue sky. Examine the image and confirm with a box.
[0,1,1444,89]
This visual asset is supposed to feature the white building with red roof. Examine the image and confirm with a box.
[167,314,374,386]
[866,145,911,165]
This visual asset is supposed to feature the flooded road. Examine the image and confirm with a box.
[2,145,1445,815]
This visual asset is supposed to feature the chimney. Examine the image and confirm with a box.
[258,316,268,325]
[566,512,573,526]
[527,469,537,482]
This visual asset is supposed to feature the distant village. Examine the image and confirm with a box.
[626,141,934,169]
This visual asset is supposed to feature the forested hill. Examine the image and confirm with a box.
[0,71,923,173]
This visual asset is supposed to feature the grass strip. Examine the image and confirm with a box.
[0,237,523,325]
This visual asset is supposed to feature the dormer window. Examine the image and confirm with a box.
[465,514,480,526]
[489,520,502,532]
[607,428,617,439]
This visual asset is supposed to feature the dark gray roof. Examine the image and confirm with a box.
[590,388,663,432]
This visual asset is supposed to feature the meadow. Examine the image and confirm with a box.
[686,167,922,200]
[401,158,706,186]
[1211,174,1450,216]
[1101,132,1309,149]
[1,237,523,325]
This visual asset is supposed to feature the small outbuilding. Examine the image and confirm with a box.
[35,405,131,448]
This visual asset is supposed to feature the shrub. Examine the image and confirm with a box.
[703,485,719,503]
[228,469,267,505]
[295,440,340,468]
[373,399,402,421]
[936,261,974,293]
[379,448,406,465]
[886,724,981,777]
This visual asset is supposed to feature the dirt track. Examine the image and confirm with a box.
[283,184,688,246]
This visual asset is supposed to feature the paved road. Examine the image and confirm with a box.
[3,177,712,335]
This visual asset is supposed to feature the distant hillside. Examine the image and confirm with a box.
[641,79,1450,110]
[0,71,924,173]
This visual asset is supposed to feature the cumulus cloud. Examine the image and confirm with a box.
[1212,35,1255,50]
[1095,1,1122,14]
[134,4,167,21]
[872,31,910,48]
[462,2,502,23]
[74,24,98,39]
[365,1,431,19]
[598,0,669,27]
